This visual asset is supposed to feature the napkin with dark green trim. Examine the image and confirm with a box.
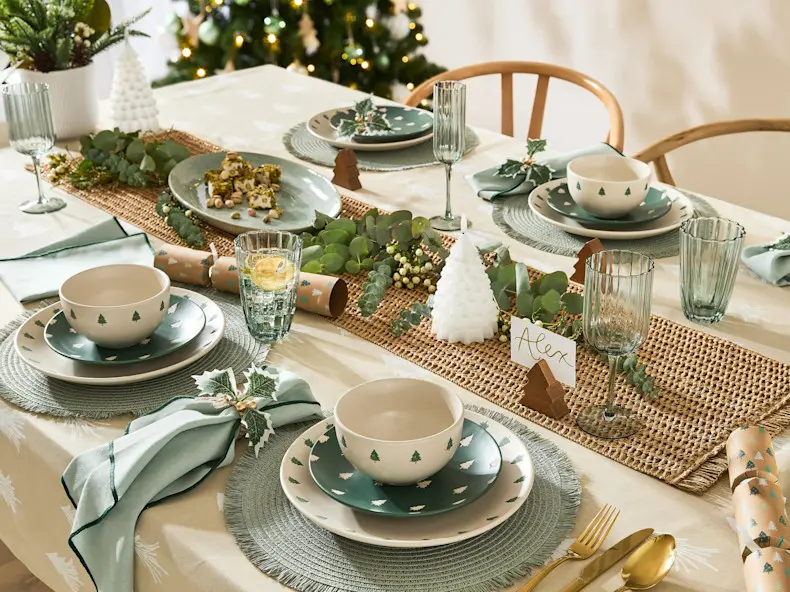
[61,366,323,592]
[742,235,790,286]
[0,217,154,302]
[468,142,622,201]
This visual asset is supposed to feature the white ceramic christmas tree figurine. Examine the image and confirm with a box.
[110,33,160,134]
[431,217,499,344]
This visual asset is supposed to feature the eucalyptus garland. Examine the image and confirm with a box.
[155,190,205,248]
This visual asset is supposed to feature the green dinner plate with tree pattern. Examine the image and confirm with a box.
[329,105,434,144]
[308,419,502,517]
[44,295,205,365]
[546,181,672,229]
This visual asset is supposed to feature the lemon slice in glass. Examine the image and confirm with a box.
[251,255,295,291]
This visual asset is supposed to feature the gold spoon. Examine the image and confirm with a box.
[612,534,677,591]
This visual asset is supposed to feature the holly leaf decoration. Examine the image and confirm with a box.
[497,159,526,178]
[353,96,375,117]
[526,162,554,187]
[242,367,277,401]
[336,118,358,139]
[241,408,274,457]
[525,138,548,159]
[366,111,391,133]
[768,234,790,251]
[193,368,237,398]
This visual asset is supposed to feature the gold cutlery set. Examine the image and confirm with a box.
[519,505,677,592]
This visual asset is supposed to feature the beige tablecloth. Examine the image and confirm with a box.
[1,66,789,592]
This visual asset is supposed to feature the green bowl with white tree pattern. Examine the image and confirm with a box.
[44,295,205,365]
[309,420,502,517]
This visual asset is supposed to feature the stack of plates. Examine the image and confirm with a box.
[307,105,434,152]
[279,410,535,548]
[14,287,225,385]
[529,179,695,240]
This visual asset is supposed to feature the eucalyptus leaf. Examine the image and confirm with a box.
[494,245,512,267]
[320,253,345,274]
[539,271,569,295]
[92,130,117,152]
[491,280,511,310]
[393,220,413,245]
[411,216,430,237]
[320,229,351,246]
[326,218,357,234]
[360,257,374,270]
[345,260,361,274]
[140,154,156,172]
[348,235,371,259]
[561,292,583,315]
[365,215,376,239]
[389,210,413,225]
[301,245,324,264]
[540,289,562,315]
[323,243,350,259]
[126,139,146,163]
[313,211,332,230]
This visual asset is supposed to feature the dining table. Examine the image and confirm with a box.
[0,64,789,592]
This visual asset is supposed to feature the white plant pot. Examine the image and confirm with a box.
[16,64,99,140]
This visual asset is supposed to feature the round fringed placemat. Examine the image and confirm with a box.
[225,405,580,592]
[492,193,718,259]
[0,288,269,419]
[283,123,480,171]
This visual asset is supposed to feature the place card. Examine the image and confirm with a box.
[510,316,576,387]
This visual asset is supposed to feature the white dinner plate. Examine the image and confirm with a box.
[306,107,433,152]
[14,287,225,385]
[279,410,535,548]
[529,178,694,240]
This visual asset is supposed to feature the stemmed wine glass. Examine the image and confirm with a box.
[430,80,466,231]
[578,250,654,439]
[2,82,65,214]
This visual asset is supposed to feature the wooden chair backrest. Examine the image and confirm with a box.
[403,61,625,151]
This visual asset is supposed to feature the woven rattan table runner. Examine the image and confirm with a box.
[39,131,790,494]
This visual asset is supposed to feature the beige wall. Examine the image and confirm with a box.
[418,0,790,220]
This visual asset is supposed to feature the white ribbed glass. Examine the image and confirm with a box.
[430,81,466,231]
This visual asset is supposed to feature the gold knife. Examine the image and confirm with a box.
[559,528,654,592]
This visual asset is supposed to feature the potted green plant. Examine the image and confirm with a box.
[0,0,149,138]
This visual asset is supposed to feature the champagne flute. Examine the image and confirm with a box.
[2,82,65,214]
[578,250,654,439]
[430,80,466,231]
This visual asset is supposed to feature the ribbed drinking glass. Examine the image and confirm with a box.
[1,82,65,214]
[235,231,302,343]
[579,250,654,439]
[679,217,745,324]
[431,80,466,231]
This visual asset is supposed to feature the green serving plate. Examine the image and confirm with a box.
[44,295,205,365]
[546,182,672,229]
[308,418,502,518]
[330,105,433,144]
[169,152,342,235]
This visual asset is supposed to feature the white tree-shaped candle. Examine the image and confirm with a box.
[431,218,499,344]
[110,34,160,134]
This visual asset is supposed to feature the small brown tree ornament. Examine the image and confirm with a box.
[332,148,361,190]
[519,359,570,419]
[570,238,604,284]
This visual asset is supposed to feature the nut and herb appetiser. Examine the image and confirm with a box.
[204,152,283,222]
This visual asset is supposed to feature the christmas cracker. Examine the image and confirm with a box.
[156,243,347,318]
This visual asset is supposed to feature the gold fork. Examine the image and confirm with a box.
[518,504,620,592]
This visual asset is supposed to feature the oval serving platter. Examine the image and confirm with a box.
[169,152,342,235]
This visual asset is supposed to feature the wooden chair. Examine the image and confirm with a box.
[403,61,625,151]
[634,119,790,185]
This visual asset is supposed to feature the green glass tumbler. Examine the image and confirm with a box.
[679,218,745,324]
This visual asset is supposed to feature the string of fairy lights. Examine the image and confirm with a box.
[175,0,428,86]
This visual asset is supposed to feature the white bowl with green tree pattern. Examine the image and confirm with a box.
[309,419,501,517]
[334,378,464,486]
[567,155,652,219]
[44,295,205,365]
[59,265,171,349]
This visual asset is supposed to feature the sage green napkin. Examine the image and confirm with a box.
[61,366,323,592]
[468,142,622,201]
[742,240,790,287]
[0,217,154,302]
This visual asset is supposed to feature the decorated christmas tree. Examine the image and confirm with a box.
[431,220,499,345]
[155,0,445,99]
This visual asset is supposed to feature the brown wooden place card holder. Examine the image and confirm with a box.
[37,130,790,495]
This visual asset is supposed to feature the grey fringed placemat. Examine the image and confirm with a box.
[225,405,580,592]
[492,193,718,259]
[283,123,480,171]
[0,288,268,419]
